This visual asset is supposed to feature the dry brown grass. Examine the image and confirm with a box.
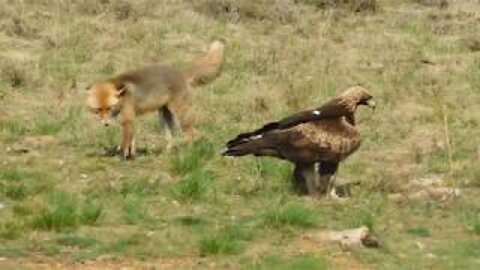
[0,0,480,268]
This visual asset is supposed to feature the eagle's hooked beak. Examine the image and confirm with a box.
[366,99,376,110]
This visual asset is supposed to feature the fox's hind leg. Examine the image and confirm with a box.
[159,106,177,151]
[168,95,197,144]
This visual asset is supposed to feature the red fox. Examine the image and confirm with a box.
[86,40,225,160]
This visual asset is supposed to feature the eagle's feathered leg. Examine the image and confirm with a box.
[293,163,310,195]
[293,163,323,196]
[318,161,339,198]
[293,162,339,197]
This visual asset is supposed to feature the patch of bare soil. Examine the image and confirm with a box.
[289,235,373,270]
[6,135,59,155]
[389,174,460,203]
[280,227,378,270]
[0,256,199,270]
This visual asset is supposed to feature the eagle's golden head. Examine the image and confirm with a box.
[339,85,375,111]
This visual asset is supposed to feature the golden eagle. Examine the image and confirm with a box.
[222,86,375,196]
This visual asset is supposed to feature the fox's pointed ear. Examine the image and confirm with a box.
[117,83,127,97]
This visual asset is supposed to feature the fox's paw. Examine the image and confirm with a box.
[120,147,135,161]
[120,153,135,161]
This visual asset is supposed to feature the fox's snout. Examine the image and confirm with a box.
[98,113,114,127]
[101,118,111,126]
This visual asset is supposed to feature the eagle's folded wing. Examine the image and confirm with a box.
[226,98,350,148]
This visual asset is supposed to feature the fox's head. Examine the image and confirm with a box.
[86,82,126,126]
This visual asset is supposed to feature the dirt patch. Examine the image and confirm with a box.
[5,135,60,155]
[0,256,199,270]
[389,175,461,203]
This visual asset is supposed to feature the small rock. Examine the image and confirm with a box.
[305,226,380,249]
[426,187,460,199]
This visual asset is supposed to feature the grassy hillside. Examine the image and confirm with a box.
[1,0,479,269]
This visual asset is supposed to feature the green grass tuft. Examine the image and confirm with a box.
[170,139,215,175]
[263,203,318,229]
[122,196,147,225]
[171,170,213,202]
[0,220,25,240]
[199,225,253,256]
[80,199,103,225]
[473,221,480,236]
[254,159,291,183]
[120,178,160,197]
[31,192,104,231]
[32,108,81,136]
[436,240,480,269]
[407,227,431,237]
[0,169,28,181]
[0,120,29,141]
[0,169,49,200]
[2,184,28,200]
[32,118,64,136]
[32,192,80,232]
[251,254,328,270]
[348,210,375,231]
[12,203,35,217]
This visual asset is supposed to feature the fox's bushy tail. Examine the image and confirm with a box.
[183,40,225,88]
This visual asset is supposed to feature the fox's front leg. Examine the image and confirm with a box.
[120,121,135,160]
[116,138,135,155]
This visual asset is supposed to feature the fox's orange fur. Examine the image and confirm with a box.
[86,40,225,160]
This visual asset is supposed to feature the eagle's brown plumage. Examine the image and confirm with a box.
[223,86,375,196]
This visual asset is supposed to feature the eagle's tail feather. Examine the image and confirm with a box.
[226,122,279,148]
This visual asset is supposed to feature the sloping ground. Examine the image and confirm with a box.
[1,0,479,269]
